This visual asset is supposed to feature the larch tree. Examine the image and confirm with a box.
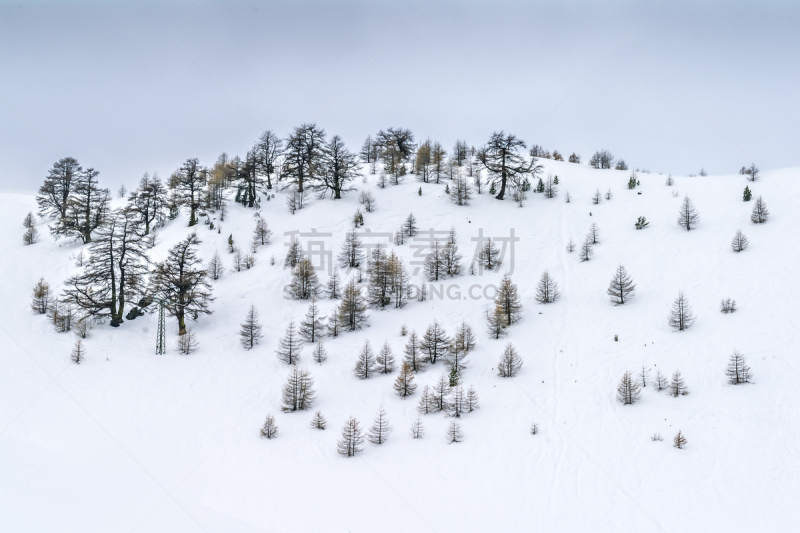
[71,339,86,364]
[668,291,696,331]
[411,416,425,439]
[588,223,600,244]
[477,237,500,271]
[725,351,752,384]
[338,230,365,269]
[476,132,542,200]
[393,362,417,398]
[607,265,636,305]
[149,233,213,334]
[313,135,361,199]
[176,158,206,226]
[451,322,476,355]
[431,374,451,412]
[673,430,687,449]
[652,370,668,391]
[466,385,480,412]
[497,343,523,377]
[337,278,368,331]
[290,258,321,300]
[63,209,149,327]
[616,371,642,404]
[669,370,689,396]
[253,218,272,246]
[50,167,110,244]
[677,196,699,231]
[276,321,303,365]
[750,196,770,224]
[446,421,464,443]
[353,340,377,379]
[260,415,278,439]
[31,277,51,314]
[421,320,450,365]
[37,157,82,220]
[326,269,342,299]
[337,417,365,457]
[495,274,522,326]
[403,331,425,372]
[299,299,325,343]
[731,230,749,252]
[254,130,283,191]
[535,271,560,304]
[374,127,415,182]
[312,341,328,364]
[375,341,396,374]
[578,238,593,262]
[208,250,225,280]
[282,123,326,193]
[404,213,419,237]
[281,365,316,412]
[127,173,167,235]
[417,385,435,414]
[486,305,507,339]
[367,406,393,444]
[310,410,327,430]
[239,304,263,350]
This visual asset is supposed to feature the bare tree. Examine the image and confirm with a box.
[497,343,523,377]
[669,370,689,396]
[367,406,393,444]
[177,329,199,354]
[677,196,699,230]
[476,132,542,200]
[31,278,51,314]
[731,230,749,252]
[376,341,396,374]
[290,258,321,300]
[260,415,278,439]
[588,223,600,244]
[673,430,687,449]
[616,371,642,404]
[411,416,424,439]
[750,196,769,223]
[71,339,86,364]
[281,365,316,412]
[579,238,593,262]
[745,163,759,182]
[652,370,668,391]
[725,351,752,384]
[337,417,365,456]
[668,292,696,331]
[310,410,327,430]
[607,265,636,305]
[495,274,522,326]
[403,331,425,372]
[338,278,368,331]
[276,321,303,364]
[208,250,225,280]
[421,320,450,365]
[393,362,417,398]
[353,340,377,379]
[239,304,263,349]
[535,271,560,304]
[446,421,464,443]
[299,299,325,343]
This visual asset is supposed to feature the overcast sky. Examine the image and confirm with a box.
[1,0,798,193]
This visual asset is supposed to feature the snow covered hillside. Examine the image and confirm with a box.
[2,161,800,533]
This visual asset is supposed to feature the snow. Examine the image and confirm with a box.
[2,161,800,532]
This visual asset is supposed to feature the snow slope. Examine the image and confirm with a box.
[2,161,800,533]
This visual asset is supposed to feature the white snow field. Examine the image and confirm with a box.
[2,160,800,533]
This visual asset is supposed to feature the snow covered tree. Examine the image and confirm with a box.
[446,421,464,443]
[253,218,272,246]
[127,173,167,235]
[731,230,749,252]
[312,341,327,364]
[669,370,689,396]
[673,430,687,449]
[677,196,699,230]
[668,291,696,331]
[299,299,325,343]
[393,362,417,398]
[281,365,316,412]
[750,196,769,224]
[149,233,213,334]
[579,238,593,262]
[326,270,342,299]
[337,230,365,269]
[616,371,641,404]
[447,386,467,418]
[37,157,82,220]
[497,343,523,377]
[544,175,558,198]
[376,341,396,373]
[367,406,392,444]
[290,258,321,300]
[495,274,522,326]
[64,209,149,327]
[338,278,368,331]
[353,340,377,379]
[566,238,575,253]
[239,304,263,350]
[535,271,560,304]
[177,329,199,354]
[743,185,752,201]
[411,416,424,439]
[476,132,541,200]
[276,321,303,365]
[31,277,51,314]
[260,415,278,439]
[310,410,327,430]
[652,370,668,391]
[208,250,225,280]
[466,385,479,412]
[403,331,426,372]
[71,339,85,364]
[417,385,436,414]
[337,417,365,457]
[359,190,376,212]
[725,351,751,384]
[607,265,636,305]
[421,320,450,365]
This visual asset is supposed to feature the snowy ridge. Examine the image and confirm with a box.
[2,160,800,532]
